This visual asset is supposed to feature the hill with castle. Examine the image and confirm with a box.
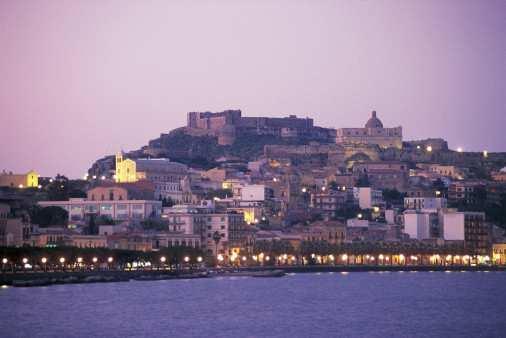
[89,110,506,178]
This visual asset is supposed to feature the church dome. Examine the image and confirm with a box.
[365,111,383,128]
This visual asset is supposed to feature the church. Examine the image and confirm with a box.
[336,111,402,149]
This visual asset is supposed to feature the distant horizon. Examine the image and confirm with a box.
[1,0,505,178]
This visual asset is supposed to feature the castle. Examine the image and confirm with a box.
[187,110,335,145]
[336,111,403,149]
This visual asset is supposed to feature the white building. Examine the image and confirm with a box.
[240,184,267,202]
[39,198,162,222]
[354,187,383,209]
[404,197,447,211]
[403,210,438,240]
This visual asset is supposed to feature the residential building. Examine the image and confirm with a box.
[448,181,486,206]
[310,189,355,219]
[38,186,162,222]
[404,197,447,211]
[442,211,490,254]
[403,210,439,240]
[354,187,384,209]
[135,158,188,203]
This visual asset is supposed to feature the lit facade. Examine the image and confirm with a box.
[115,153,138,183]
[336,111,402,149]
[0,170,39,188]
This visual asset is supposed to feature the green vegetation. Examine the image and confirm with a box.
[0,246,204,269]
[141,219,168,231]
[29,205,68,227]
[382,188,406,207]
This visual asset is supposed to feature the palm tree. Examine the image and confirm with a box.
[212,231,222,261]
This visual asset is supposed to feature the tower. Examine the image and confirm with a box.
[115,152,137,183]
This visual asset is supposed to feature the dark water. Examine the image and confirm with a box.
[1,271,506,338]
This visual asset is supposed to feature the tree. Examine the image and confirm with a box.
[87,214,98,235]
[161,197,174,207]
[356,175,370,187]
[382,188,405,207]
[141,219,168,231]
[30,206,68,227]
[212,231,222,256]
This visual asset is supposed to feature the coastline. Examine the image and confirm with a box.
[2,265,505,287]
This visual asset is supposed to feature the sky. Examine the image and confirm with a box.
[0,0,505,178]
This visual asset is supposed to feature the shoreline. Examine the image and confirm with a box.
[2,265,505,287]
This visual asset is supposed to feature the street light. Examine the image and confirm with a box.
[197,256,203,263]
[426,145,433,152]
[77,257,83,263]
[183,256,190,263]
[107,257,113,263]
[92,257,98,263]
[2,258,7,264]
[160,256,166,263]
[22,258,28,264]
[59,257,65,264]
[41,257,47,264]
[217,254,224,262]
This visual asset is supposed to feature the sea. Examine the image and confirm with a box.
[1,271,506,338]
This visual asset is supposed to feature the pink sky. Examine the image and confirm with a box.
[1,0,505,178]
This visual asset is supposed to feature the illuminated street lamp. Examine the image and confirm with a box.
[217,254,224,262]
[41,257,47,264]
[483,150,488,158]
[341,254,348,262]
[265,256,270,261]
[2,258,8,264]
[197,256,203,263]
[426,145,433,152]
[183,256,190,263]
[59,257,65,264]
[92,257,98,263]
[457,147,463,153]
[160,256,166,263]
[357,213,363,219]
[22,258,28,264]
[107,257,113,263]
[77,257,83,264]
